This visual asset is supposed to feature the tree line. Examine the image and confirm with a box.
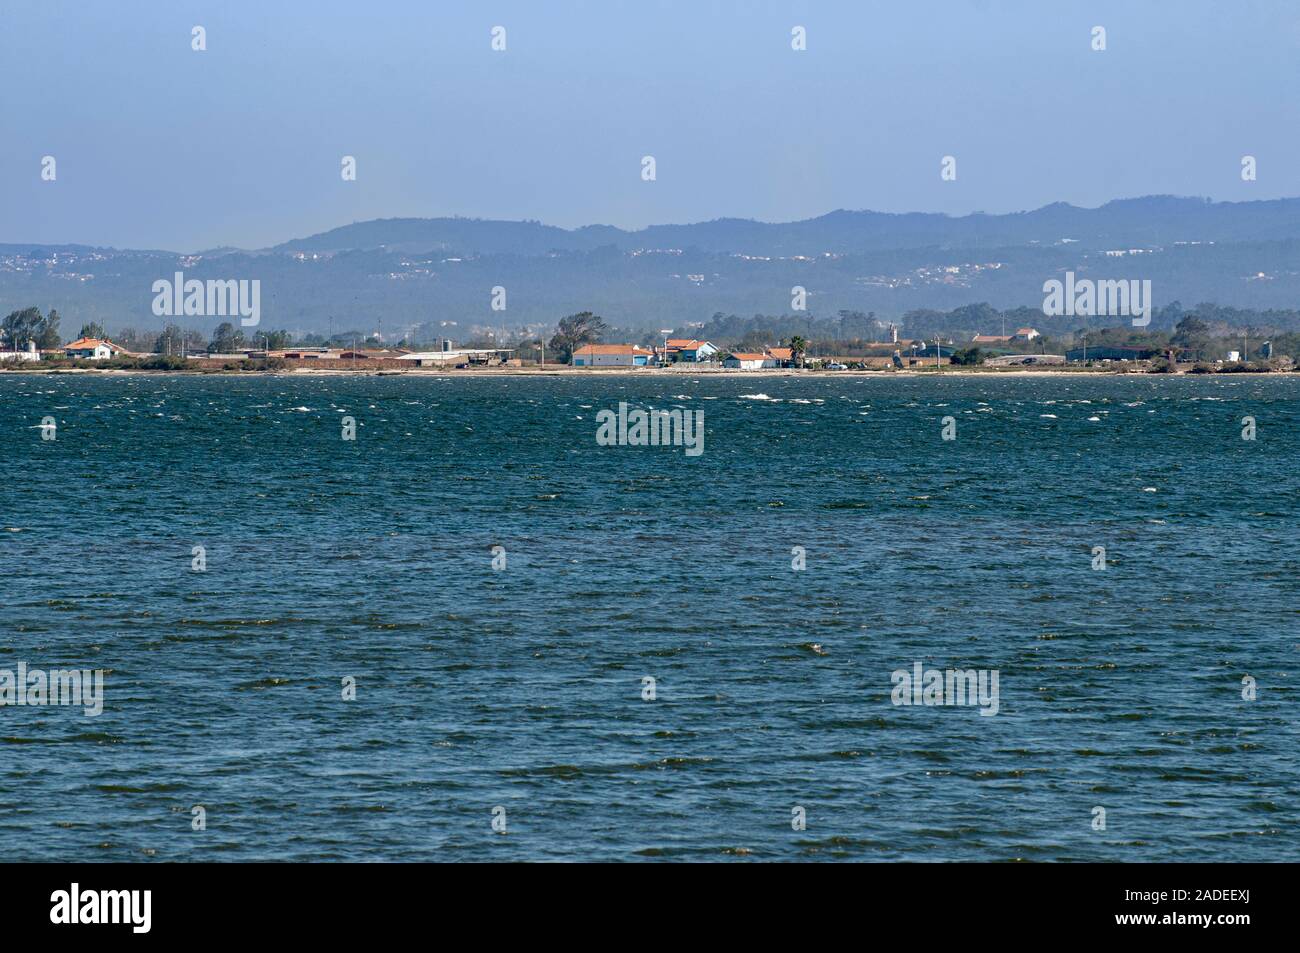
[8,301,1297,365]
[1,307,297,355]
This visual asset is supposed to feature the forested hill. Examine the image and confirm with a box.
[7,196,1300,335]
[272,197,1300,256]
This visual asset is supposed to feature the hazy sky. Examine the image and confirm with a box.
[4,0,1299,251]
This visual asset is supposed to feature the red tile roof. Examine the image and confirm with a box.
[573,344,653,355]
[64,338,124,351]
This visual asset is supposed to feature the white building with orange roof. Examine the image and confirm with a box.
[663,338,718,362]
[571,343,655,367]
[63,337,127,360]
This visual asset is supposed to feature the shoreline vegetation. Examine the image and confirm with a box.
[1,361,1294,377]
[3,306,1295,377]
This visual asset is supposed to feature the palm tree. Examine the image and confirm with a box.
[789,336,808,368]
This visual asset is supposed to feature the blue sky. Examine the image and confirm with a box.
[3,0,1299,250]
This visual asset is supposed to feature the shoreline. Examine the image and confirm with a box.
[1,366,1292,378]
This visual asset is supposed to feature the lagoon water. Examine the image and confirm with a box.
[1,372,1296,861]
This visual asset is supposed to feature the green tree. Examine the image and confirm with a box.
[36,308,63,349]
[548,311,608,362]
[115,327,154,351]
[1171,315,1208,343]
[789,335,808,368]
[210,322,245,353]
[77,321,106,341]
[1171,315,1212,361]
[2,307,45,350]
[154,323,185,355]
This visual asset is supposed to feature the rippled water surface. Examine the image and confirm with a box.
[1,372,1296,861]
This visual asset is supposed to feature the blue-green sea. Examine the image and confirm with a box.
[1,372,1296,861]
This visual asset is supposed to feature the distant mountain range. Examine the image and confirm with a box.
[5,196,1300,337]
[270,196,1300,256]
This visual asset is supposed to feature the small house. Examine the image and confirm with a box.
[664,339,718,362]
[723,352,771,370]
[63,338,126,360]
[572,344,654,367]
